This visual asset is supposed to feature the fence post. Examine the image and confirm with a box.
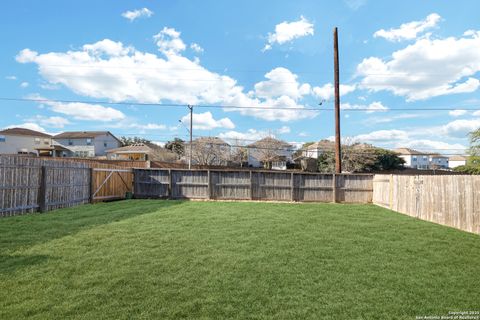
[249,171,254,200]
[332,173,337,203]
[290,172,295,202]
[89,167,94,203]
[168,169,173,199]
[207,170,212,200]
[38,166,47,213]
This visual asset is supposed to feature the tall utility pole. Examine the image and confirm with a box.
[333,27,342,174]
[188,105,193,170]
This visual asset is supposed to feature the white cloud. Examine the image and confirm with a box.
[449,109,467,117]
[218,129,270,143]
[254,67,310,100]
[354,129,409,142]
[473,110,480,116]
[5,75,16,80]
[121,8,153,21]
[441,118,480,138]
[27,115,71,128]
[357,30,480,101]
[190,43,204,53]
[374,13,441,42]
[341,101,388,113]
[83,39,132,56]
[344,0,367,10]
[17,34,316,122]
[20,82,29,88]
[181,111,235,130]
[395,139,466,153]
[28,95,126,122]
[263,16,314,51]
[4,122,47,133]
[154,27,187,55]
[312,83,356,101]
[276,126,290,134]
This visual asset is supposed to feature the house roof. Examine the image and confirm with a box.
[54,131,120,143]
[305,140,335,150]
[192,137,230,146]
[0,127,51,138]
[449,155,467,161]
[106,143,152,154]
[393,148,426,155]
[248,137,291,148]
[428,153,448,158]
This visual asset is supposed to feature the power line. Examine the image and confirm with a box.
[1,97,480,112]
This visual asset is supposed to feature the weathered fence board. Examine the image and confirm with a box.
[0,155,90,216]
[133,169,374,203]
[91,168,133,202]
[373,174,480,234]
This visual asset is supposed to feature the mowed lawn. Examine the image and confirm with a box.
[1,201,479,319]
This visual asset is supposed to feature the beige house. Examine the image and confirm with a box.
[0,128,52,156]
[53,131,121,157]
[302,140,334,159]
[247,137,293,170]
[449,155,467,168]
[106,143,177,161]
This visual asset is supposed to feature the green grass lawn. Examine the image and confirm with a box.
[1,200,479,319]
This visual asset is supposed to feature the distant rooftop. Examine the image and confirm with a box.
[0,127,51,138]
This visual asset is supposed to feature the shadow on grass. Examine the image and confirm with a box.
[0,254,55,275]
[0,199,183,254]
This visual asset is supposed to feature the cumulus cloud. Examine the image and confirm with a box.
[276,126,290,134]
[154,27,187,55]
[5,75,17,80]
[27,115,71,128]
[27,95,125,122]
[121,8,153,21]
[17,33,316,122]
[218,129,271,143]
[254,67,311,100]
[20,82,29,88]
[374,13,441,42]
[341,101,388,113]
[263,16,314,51]
[441,118,480,138]
[190,43,204,53]
[181,112,235,130]
[312,83,356,101]
[449,109,468,117]
[357,30,480,100]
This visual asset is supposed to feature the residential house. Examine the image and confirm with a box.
[449,155,467,168]
[428,153,449,169]
[53,131,121,158]
[394,148,430,169]
[302,140,334,159]
[247,137,293,170]
[0,127,52,156]
[106,143,177,161]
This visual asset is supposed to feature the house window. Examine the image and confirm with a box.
[423,156,428,161]
[412,156,417,161]
[104,142,107,147]
[44,138,50,145]
[86,138,92,146]
[0,135,5,142]
[34,138,40,144]
[68,140,73,146]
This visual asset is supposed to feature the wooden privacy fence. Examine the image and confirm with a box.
[0,155,135,216]
[0,156,91,216]
[134,169,373,203]
[373,174,480,234]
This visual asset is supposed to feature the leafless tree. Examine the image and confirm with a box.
[190,137,230,166]
[249,137,291,169]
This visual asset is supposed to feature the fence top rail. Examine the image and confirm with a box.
[133,168,374,176]
[93,168,132,173]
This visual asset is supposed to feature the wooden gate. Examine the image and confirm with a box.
[91,168,133,202]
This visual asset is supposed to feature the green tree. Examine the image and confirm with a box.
[165,138,185,157]
[453,128,480,174]
[120,136,151,146]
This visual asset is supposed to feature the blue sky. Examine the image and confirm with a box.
[1,0,480,154]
